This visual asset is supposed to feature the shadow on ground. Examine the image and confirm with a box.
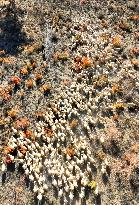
[0,2,32,55]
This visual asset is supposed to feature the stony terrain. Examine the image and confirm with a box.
[0,0,139,205]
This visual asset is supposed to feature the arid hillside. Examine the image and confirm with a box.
[0,1,139,205]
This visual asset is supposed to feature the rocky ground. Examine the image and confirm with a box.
[0,0,139,205]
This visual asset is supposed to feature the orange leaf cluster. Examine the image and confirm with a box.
[74,56,92,71]
[15,186,23,193]
[24,129,32,138]
[70,119,78,128]
[20,67,28,75]
[135,32,139,39]
[35,111,45,120]
[19,146,27,155]
[40,84,50,93]
[25,79,34,88]
[5,85,13,93]
[35,73,43,81]
[130,15,139,21]
[0,86,11,101]
[30,60,36,69]
[23,44,39,55]
[4,146,14,154]
[82,56,92,68]
[45,128,54,137]
[131,59,139,67]
[17,89,25,98]
[66,147,75,157]
[14,117,30,129]
[111,84,122,94]
[79,0,87,5]
[113,102,125,109]
[53,51,69,61]
[112,36,122,47]
[0,118,6,126]
[11,76,21,85]
[131,143,139,153]
[63,79,71,86]
[7,108,19,118]
[132,47,139,55]
[112,114,119,121]
[39,62,48,70]
[0,57,16,64]
[5,156,13,164]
